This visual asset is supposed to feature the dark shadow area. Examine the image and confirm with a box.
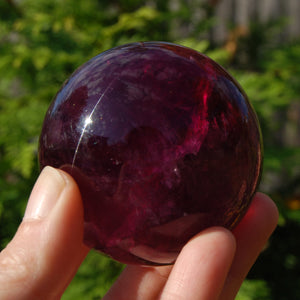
[248,220,300,300]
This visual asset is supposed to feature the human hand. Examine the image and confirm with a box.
[0,167,278,300]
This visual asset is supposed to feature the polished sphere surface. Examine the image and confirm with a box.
[39,42,262,265]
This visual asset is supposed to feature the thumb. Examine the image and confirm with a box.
[0,166,90,300]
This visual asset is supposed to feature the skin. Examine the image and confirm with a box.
[0,166,279,300]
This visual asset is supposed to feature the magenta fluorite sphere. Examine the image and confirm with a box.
[39,42,262,265]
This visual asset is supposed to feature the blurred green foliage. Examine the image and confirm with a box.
[0,0,299,299]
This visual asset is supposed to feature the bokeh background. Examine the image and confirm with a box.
[0,0,299,299]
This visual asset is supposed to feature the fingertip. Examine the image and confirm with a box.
[159,227,236,300]
[254,192,279,225]
[185,226,236,259]
[236,192,279,236]
[24,166,67,220]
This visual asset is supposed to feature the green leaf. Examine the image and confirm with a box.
[236,279,271,300]
[32,47,52,70]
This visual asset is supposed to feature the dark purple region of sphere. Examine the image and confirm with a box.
[39,42,262,265]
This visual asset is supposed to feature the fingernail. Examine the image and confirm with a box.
[24,166,67,220]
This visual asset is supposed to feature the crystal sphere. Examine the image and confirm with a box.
[39,42,262,265]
